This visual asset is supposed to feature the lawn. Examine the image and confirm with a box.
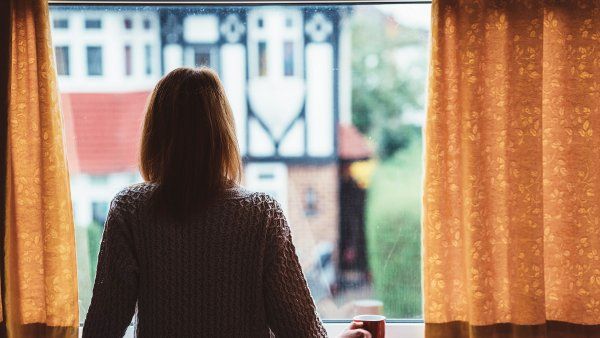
[365,132,423,318]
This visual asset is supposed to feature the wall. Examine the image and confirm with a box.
[286,163,339,268]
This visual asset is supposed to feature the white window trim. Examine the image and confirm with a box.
[81,322,425,338]
[51,1,430,4]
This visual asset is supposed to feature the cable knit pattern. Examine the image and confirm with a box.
[82,183,327,338]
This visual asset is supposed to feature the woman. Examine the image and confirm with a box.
[83,68,372,338]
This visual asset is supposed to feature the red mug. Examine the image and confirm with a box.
[353,315,386,338]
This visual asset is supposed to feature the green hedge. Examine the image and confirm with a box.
[365,134,423,318]
[87,222,104,283]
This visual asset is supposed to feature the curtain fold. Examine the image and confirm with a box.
[424,0,600,337]
[5,0,79,336]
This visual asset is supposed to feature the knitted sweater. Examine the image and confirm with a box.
[82,183,328,338]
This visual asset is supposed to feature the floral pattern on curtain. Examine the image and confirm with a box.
[5,0,79,336]
[424,0,600,337]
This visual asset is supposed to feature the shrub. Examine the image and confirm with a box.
[365,134,423,318]
[87,222,104,283]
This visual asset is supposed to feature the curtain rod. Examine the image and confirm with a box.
[48,0,431,5]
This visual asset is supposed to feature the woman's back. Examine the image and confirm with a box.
[82,183,327,337]
[82,68,327,337]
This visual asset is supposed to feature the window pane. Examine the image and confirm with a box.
[50,4,430,322]
[145,44,152,75]
[284,41,294,76]
[86,46,103,76]
[124,18,133,29]
[53,18,68,29]
[258,41,267,76]
[194,48,212,68]
[85,18,102,29]
[55,46,69,76]
[125,45,132,76]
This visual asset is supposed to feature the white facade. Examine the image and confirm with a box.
[51,10,161,93]
[54,7,345,230]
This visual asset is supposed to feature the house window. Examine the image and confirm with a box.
[145,44,152,75]
[283,41,294,76]
[84,18,102,29]
[124,18,133,29]
[194,49,211,67]
[86,46,103,76]
[258,41,267,76]
[257,17,264,28]
[143,18,152,30]
[304,187,318,216]
[54,46,70,76]
[185,45,217,70]
[124,45,133,76]
[53,18,68,29]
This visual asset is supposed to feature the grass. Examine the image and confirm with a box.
[365,133,423,318]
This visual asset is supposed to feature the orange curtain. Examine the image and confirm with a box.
[424,0,600,337]
[5,0,79,337]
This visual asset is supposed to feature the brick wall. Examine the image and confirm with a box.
[286,163,339,268]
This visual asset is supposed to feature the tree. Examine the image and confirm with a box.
[351,7,428,159]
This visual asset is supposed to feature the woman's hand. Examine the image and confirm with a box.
[338,321,372,338]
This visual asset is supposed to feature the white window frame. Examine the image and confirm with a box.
[247,8,303,79]
[50,1,431,334]
[106,321,425,338]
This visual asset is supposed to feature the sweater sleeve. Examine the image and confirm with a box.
[83,193,139,338]
[263,198,328,338]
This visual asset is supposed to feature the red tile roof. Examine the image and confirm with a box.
[338,124,373,160]
[61,92,150,174]
[61,92,371,174]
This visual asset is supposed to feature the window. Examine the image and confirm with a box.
[258,41,267,76]
[54,46,70,76]
[304,187,318,216]
[86,46,103,76]
[194,49,211,68]
[50,3,431,326]
[125,45,132,76]
[53,18,68,29]
[145,44,152,75]
[85,18,102,29]
[187,45,217,70]
[283,41,294,76]
[124,18,133,29]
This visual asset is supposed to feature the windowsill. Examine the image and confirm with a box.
[323,320,424,338]
[79,321,425,338]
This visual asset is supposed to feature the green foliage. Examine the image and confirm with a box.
[350,9,428,159]
[377,124,420,160]
[87,222,104,283]
[365,135,423,318]
[350,8,428,317]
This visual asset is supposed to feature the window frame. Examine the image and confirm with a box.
[85,45,104,76]
[50,0,430,4]
[124,44,133,76]
[53,17,69,29]
[54,45,70,76]
[84,18,103,29]
[49,0,430,330]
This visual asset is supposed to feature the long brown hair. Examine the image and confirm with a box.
[140,67,241,219]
